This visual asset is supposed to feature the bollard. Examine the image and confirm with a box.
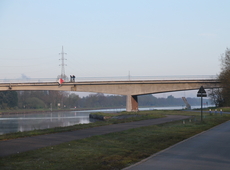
[220,109,222,116]
[209,109,212,115]
[183,120,185,124]
[215,109,217,115]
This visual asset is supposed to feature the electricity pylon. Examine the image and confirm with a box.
[59,46,67,81]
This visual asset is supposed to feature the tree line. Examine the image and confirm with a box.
[0,90,209,110]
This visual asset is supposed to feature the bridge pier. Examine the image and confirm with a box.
[126,95,138,112]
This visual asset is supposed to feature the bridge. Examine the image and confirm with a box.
[0,78,221,111]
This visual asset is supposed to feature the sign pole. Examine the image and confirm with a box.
[197,86,206,122]
[201,93,203,122]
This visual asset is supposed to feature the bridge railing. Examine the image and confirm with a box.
[0,75,217,83]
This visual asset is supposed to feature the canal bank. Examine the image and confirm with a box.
[0,115,190,157]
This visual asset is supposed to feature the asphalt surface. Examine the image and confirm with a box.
[0,115,190,157]
[124,120,230,170]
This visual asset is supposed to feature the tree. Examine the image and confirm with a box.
[67,93,80,108]
[5,91,18,108]
[25,97,46,109]
[208,88,224,107]
[0,91,18,109]
[218,48,230,106]
[210,48,230,106]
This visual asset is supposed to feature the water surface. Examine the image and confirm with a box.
[0,111,96,135]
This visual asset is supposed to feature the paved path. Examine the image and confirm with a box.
[0,115,189,157]
[124,120,230,170]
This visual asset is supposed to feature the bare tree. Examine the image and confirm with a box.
[208,88,224,107]
[210,48,230,106]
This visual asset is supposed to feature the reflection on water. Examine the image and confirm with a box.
[0,111,97,135]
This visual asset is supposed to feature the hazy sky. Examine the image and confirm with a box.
[0,0,229,80]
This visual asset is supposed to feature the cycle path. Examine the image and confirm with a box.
[0,115,189,157]
[124,119,230,170]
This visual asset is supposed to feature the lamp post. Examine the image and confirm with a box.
[50,103,52,112]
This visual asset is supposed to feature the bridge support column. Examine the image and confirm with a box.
[126,95,138,112]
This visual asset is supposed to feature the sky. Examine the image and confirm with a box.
[0,0,229,98]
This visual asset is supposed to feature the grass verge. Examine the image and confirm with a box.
[0,111,230,170]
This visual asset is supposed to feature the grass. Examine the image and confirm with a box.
[90,110,166,119]
[218,107,230,112]
[0,110,230,170]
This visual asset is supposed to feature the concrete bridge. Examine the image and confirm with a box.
[0,79,220,111]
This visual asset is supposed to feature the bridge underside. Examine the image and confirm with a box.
[0,80,221,112]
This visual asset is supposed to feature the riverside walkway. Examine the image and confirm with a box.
[124,120,230,170]
[0,115,189,157]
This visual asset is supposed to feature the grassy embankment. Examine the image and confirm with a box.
[0,109,230,170]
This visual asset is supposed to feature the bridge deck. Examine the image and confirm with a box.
[0,79,220,112]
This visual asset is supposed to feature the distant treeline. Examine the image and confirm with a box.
[0,91,211,109]
[138,94,209,107]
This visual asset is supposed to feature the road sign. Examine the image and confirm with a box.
[197,86,207,97]
[197,86,207,122]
